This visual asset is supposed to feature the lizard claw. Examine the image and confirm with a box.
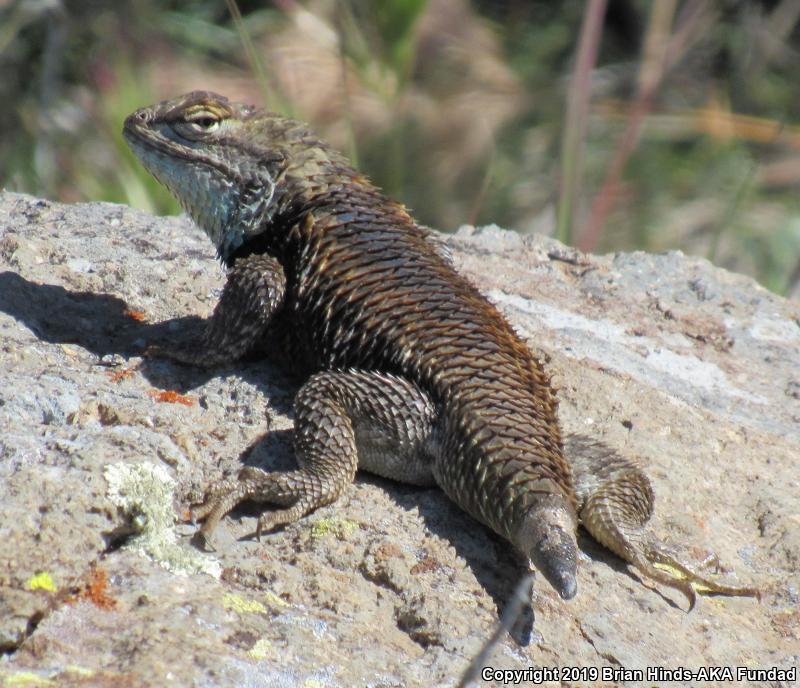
[144,341,203,367]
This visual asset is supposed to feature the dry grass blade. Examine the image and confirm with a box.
[556,0,608,246]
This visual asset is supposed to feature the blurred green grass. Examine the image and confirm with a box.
[1,0,799,296]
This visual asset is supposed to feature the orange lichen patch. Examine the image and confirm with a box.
[67,566,118,610]
[123,308,147,322]
[147,389,195,406]
[410,555,442,576]
[107,368,136,383]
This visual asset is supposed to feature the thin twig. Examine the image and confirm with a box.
[576,0,680,253]
[457,574,535,688]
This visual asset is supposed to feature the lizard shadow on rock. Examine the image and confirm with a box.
[385,485,687,623]
[0,271,288,395]
[367,474,538,644]
[0,272,144,353]
[0,272,188,374]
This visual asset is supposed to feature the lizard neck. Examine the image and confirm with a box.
[227,156,390,265]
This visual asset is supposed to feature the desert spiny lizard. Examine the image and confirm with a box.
[123,91,758,609]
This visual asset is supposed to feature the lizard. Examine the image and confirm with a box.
[123,91,759,610]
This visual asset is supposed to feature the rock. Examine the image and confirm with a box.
[0,191,797,686]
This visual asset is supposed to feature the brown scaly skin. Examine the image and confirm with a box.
[123,91,759,611]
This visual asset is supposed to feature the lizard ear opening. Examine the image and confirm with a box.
[516,495,578,600]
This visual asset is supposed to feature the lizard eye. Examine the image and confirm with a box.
[171,110,222,140]
[188,116,220,132]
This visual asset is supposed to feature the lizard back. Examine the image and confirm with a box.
[251,177,578,542]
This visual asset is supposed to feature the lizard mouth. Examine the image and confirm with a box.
[123,116,173,169]
[123,113,174,151]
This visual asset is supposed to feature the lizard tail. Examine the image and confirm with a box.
[514,494,579,600]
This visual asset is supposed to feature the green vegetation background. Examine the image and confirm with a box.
[2,0,799,296]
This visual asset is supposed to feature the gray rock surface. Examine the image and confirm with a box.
[0,191,797,687]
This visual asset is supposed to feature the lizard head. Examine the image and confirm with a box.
[123,91,340,262]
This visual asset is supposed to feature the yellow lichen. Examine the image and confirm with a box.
[223,592,267,615]
[1,672,56,687]
[310,517,358,540]
[263,591,289,608]
[24,572,56,593]
[246,638,272,660]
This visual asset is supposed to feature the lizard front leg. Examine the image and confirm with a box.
[193,370,438,544]
[566,435,760,608]
[149,253,285,368]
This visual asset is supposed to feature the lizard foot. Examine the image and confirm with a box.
[190,475,246,549]
[567,434,759,609]
[191,466,337,546]
[255,499,317,540]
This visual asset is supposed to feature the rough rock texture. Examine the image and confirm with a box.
[0,190,797,687]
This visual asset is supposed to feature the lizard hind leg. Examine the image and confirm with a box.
[194,369,438,544]
[565,434,760,609]
[194,373,363,544]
